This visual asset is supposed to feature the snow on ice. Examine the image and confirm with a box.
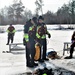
[0,25,75,75]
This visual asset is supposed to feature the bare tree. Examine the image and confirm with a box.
[71,0,75,24]
[15,0,25,23]
[7,0,25,24]
[24,9,33,21]
[35,0,44,16]
[0,9,5,24]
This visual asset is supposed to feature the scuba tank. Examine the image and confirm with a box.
[34,42,41,61]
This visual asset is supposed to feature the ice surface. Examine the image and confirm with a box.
[0,25,75,75]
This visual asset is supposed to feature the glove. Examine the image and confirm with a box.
[48,34,51,38]
[23,38,26,45]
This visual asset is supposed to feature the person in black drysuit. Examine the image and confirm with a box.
[36,16,51,62]
[24,17,38,67]
[23,19,31,45]
[66,31,75,59]
[6,24,16,45]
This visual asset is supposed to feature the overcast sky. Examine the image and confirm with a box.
[0,0,70,14]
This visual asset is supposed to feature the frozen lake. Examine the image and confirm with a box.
[0,25,75,75]
[0,25,74,53]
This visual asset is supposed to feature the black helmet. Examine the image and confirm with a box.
[10,24,12,26]
[32,17,37,24]
[38,16,44,20]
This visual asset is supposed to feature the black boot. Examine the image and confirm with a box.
[38,59,44,63]
[6,43,9,45]
[43,58,49,61]
[64,56,73,59]
[34,63,38,66]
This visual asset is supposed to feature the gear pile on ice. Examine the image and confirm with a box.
[32,67,75,75]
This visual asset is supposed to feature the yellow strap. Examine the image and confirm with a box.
[6,30,10,32]
[36,33,46,39]
[6,29,16,33]
[29,25,35,31]
[12,30,16,33]
[36,33,40,38]
[24,34,29,42]
[41,35,46,39]
[42,73,47,75]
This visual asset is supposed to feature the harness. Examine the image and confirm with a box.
[36,25,47,39]
[28,25,36,37]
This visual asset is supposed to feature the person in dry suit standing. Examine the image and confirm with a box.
[24,17,38,67]
[65,31,75,59]
[36,16,51,62]
[6,24,16,45]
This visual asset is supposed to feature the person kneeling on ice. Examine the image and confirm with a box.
[65,31,75,59]
[46,51,61,59]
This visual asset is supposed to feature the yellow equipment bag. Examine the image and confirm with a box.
[34,43,40,61]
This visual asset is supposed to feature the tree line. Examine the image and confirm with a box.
[0,0,75,25]
[43,0,75,24]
